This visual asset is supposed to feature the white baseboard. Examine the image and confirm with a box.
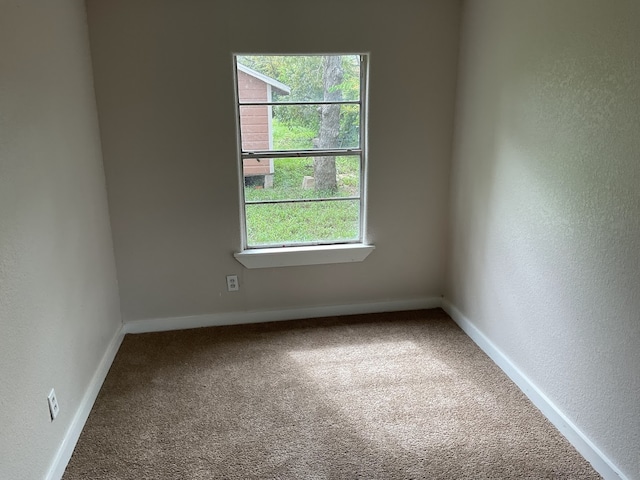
[441,299,628,480]
[123,297,442,334]
[45,327,125,480]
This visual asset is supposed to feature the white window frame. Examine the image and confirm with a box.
[233,53,374,269]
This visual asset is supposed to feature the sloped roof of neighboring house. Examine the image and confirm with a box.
[237,63,291,96]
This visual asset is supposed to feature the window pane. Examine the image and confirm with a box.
[245,200,360,247]
[235,53,367,250]
[244,156,360,202]
[237,55,361,104]
[239,104,360,151]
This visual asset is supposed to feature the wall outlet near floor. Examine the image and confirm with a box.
[47,388,59,421]
[226,275,239,291]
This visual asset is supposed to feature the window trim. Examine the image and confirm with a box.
[234,243,375,269]
[233,53,372,267]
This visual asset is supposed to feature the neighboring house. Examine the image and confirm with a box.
[237,63,290,187]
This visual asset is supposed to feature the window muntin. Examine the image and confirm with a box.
[235,54,367,249]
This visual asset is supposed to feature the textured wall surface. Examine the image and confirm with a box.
[85,0,461,322]
[0,1,122,478]
[447,1,640,477]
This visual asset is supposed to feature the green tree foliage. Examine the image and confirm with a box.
[238,55,361,148]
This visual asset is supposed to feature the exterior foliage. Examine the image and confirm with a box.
[238,55,361,149]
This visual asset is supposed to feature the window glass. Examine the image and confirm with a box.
[235,54,367,248]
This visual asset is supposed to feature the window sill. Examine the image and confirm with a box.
[234,244,375,269]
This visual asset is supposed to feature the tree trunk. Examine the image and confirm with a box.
[314,56,343,192]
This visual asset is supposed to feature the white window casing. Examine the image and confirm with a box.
[233,54,373,268]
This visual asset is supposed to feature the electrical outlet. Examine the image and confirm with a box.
[47,389,59,421]
[226,275,239,291]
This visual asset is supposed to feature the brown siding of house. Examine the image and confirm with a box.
[237,70,271,176]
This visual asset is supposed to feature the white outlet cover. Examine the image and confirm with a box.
[226,275,239,291]
[47,388,59,421]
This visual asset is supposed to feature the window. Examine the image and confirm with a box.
[233,54,372,268]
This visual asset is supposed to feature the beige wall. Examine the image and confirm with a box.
[0,1,122,479]
[447,1,640,477]
[4,0,638,477]
[86,0,461,322]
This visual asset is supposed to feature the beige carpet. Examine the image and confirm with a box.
[63,309,600,479]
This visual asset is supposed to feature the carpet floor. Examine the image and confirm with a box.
[63,309,600,479]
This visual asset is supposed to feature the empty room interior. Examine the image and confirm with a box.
[1,0,638,479]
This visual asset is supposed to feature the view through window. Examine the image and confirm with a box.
[234,54,367,248]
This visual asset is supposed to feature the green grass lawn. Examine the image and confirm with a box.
[245,157,361,246]
[246,201,359,246]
